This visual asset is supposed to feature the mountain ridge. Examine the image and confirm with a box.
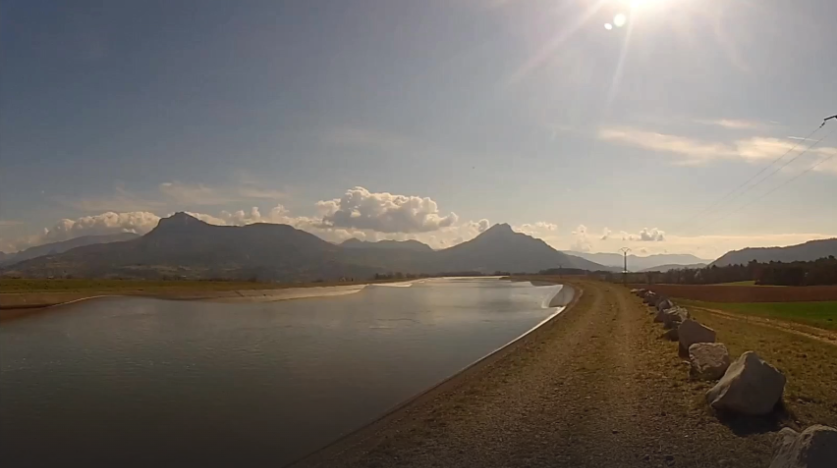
[566,251,714,271]
[0,232,140,267]
[711,238,837,267]
[2,214,615,280]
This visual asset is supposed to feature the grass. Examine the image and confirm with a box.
[714,280,785,287]
[679,299,837,330]
[688,307,837,428]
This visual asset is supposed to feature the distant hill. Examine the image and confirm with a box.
[639,263,708,273]
[436,224,615,273]
[3,214,613,280]
[711,238,837,267]
[0,232,139,267]
[341,238,434,253]
[567,251,713,272]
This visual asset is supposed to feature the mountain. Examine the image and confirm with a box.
[436,224,614,273]
[2,214,613,280]
[639,263,708,273]
[0,232,140,267]
[341,238,434,253]
[566,251,714,272]
[711,238,837,267]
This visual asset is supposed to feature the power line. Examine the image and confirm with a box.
[690,127,837,234]
[671,124,823,235]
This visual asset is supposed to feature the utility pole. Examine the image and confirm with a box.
[619,247,631,286]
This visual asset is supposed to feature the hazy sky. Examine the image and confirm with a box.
[1,0,836,259]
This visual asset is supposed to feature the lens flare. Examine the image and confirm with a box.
[613,13,628,27]
[604,23,614,30]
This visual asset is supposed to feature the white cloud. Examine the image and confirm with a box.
[597,126,837,169]
[695,118,765,130]
[318,187,459,233]
[42,212,162,243]
[570,224,592,252]
[600,227,612,240]
[516,222,558,235]
[637,227,665,242]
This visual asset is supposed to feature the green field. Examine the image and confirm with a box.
[714,280,785,287]
[679,299,837,330]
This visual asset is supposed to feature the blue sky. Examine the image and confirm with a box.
[1,0,835,258]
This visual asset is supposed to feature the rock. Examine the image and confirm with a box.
[689,343,730,380]
[663,328,678,341]
[643,292,658,306]
[770,425,837,468]
[678,319,716,355]
[706,351,786,415]
[656,298,675,312]
[660,307,690,329]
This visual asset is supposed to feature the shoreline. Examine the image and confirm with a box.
[0,283,381,323]
[289,282,581,467]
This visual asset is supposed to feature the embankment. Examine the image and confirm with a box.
[292,280,796,468]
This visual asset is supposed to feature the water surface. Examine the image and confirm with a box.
[0,278,562,467]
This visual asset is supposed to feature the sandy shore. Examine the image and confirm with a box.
[0,283,379,323]
[292,280,786,468]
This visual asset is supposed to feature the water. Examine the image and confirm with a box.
[0,278,563,467]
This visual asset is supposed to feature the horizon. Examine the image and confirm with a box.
[6,210,834,263]
[1,0,836,258]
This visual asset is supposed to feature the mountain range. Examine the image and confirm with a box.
[710,238,837,267]
[1,213,616,281]
[0,233,139,267]
[566,251,714,272]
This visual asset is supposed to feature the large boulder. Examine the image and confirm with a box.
[657,307,690,329]
[770,425,837,468]
[689,343,731,380]
[706,351,786,415]
[678,319,716,355]
[643,292,660,306]
[656,298,675,312]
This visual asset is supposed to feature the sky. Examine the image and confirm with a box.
[1,0,836,260]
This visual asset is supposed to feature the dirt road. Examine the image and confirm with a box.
[294,280,778,468]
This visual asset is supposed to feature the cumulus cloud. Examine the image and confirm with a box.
[570,224,592,252]
[637,227,665,242]
[600,227,612,240]
[317,187,459,233]
[42,212,162,243]
[611,227,666,242]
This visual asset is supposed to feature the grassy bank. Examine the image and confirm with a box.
[679,299,837,330]
[688,307,837,428]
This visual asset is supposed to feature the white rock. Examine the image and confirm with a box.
[689,343,730,381]
[770,425,837,468]
[706,351,786,415]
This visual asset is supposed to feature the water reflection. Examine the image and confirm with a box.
[0,279,562,467]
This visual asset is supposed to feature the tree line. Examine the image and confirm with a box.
[639,256,837,286]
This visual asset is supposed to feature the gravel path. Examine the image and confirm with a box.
[293,280,776,468]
